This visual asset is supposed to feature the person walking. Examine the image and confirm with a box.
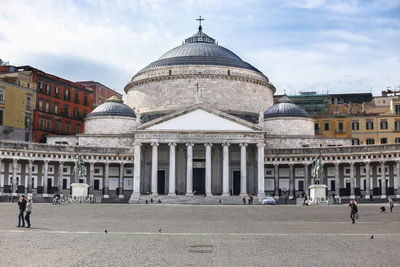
[25,197,32,228]
[388,198,394,213]
[349,199,358,224]
[53,192,58,205]
[17,195,27,227]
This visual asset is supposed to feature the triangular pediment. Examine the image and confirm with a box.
[137,105,260,132]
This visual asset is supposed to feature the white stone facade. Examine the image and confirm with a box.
[85,116,138,135]
[264,117,315,136]
[125,66,275,115]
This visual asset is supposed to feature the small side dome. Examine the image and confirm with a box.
[264,95,309,119]
[87,96,136,118]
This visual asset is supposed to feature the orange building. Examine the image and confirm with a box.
[18,66,93,143]
[76,81,122,108]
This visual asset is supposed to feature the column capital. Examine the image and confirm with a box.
[257,142,265,148]
[133,142,142,147]
[303,162,310,166]
[186,143,194,147]
[334,161,340,166]
[239,143,248,147]
[222,142,230,147]
[168,142,177,147]
[204,143,213,147]
[349,161,355,166]
[151,142,159,147]
[104,162,110,167]
[363,160,371,165]
[273,162,279,166]
[119,161,125,166]
[379,160,386,164]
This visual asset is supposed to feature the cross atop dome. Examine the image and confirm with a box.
[196,16,204,31]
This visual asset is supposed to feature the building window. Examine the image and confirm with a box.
[54,86,59,97]
[73,107,79,118]
[0,87,4,104]
[45,101,50,113]
[352,139,360,145]
[54,102,58,114]
[366,139,375,145]
[63,104,69,117]
[83,110,87,118]
[46,84,51,95]
[25,132,30,142]
[38,81,43,90]
[351,121,359,130]
[396,105,400,115]
[84,95,88,105]
[324,122,329,131]
[46,119,51,131]
[65,89,70,101]
[366,121,374,130]
[38,99,43,111]
[381,138,387,144]
[39,118,44,130]
[395,138,400,143]
[66,123,71,134]
[75,124,81,134]
[75,92,79,103]
[25,115,31,129]
[26,94,32,110]
[395,120,400,131]
[55,121,61,133]
[380,120,388,130]
[338,122,344,133]
[0,109,3,125]
[314,123,319,133]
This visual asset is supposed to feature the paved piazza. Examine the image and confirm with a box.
[0,203,399,266]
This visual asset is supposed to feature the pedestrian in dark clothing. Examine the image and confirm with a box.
[242,197,246,205]
[284,195,288,205]
[17,195,27,227]
[349,200,358,224]
[370,194,373,201]
[25,197,32,228]
[388,198,394,213]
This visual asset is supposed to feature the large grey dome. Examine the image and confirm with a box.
[136,29,263,75]
[87,96,136,118]
[264,96,309,119]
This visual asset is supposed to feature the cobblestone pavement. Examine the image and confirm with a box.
[0,203,399,266]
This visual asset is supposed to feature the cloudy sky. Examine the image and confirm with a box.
[0,0,399,96]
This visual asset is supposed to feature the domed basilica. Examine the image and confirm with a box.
[2,23,399,204]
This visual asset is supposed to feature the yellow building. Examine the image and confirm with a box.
[351,97,400,145]
[314,116,351,139]
[0,70,36,141]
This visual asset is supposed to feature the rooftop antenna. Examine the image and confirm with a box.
[196,16,204,31]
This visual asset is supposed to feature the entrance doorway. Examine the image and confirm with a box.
[378,179,388,195]
[47,178,52,194]
[233,171,240,195]
[193,168,205,195]
[157,170,166,195]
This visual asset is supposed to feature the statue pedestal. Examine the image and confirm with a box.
[309,184,327,204]
[71,183,89,198]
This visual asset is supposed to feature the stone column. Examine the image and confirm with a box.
[186,143,194,196]
[168,143,177,196]
[131,142,142,201]
[57,161,63,193]
[119,162,124,198]
[304,163,309,197]
[222,143,230,197]
[289,163,294,199]
[104,163,110,198]
[151,142,159,196]
[27,160,33,194]
[380,161,386,198]
[365,161,371,199]
[89,162,94,195]
[12,159,17,194]
[205,143,212,196]
[239,143,248,197]
[334,162,340,198]
[43,160,48,195]
[274,163,279,198]
[0,158,3,189]
[396,161,400,198]
[350,162,355,199]
[257,143,265,199]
